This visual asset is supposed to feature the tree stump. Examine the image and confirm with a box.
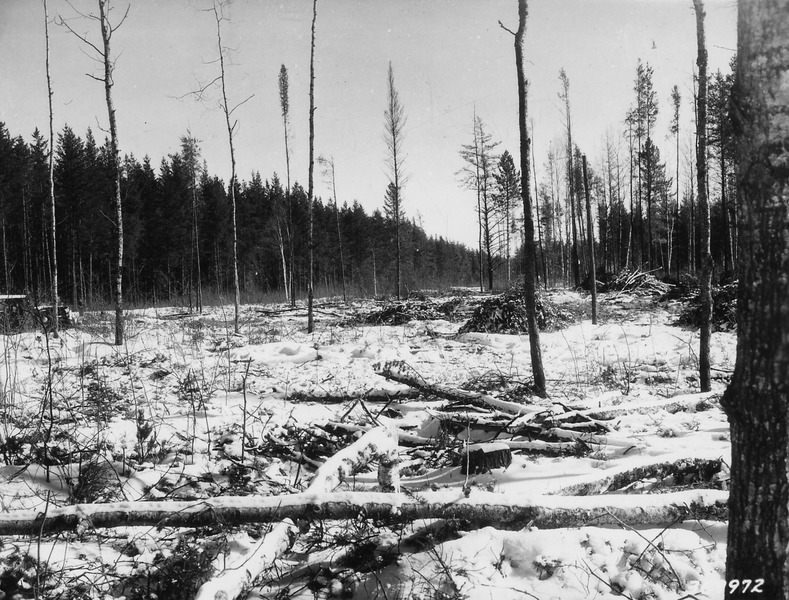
[461,442,512,475]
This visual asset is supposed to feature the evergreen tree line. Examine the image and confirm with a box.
[0,123,477,308]
[465,59,737,290]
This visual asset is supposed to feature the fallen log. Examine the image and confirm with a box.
[0,488,728,537]
[318,421,436,447]
[548,453,725,496]
[374,360,539,416]
[195,425,399,600]
[194,520,298,600]
[552,391,720,422]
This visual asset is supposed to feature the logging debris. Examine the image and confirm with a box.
[458,288,575,334]
[676,281,738,331]
[355,297,469,325]
[600,269,673,296]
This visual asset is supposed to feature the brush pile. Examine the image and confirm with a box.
[677,281,738,331]
[601,269,673,296]
[358,297,468,326]
[459,288,574,334]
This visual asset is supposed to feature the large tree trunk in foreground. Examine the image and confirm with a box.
[513,0,547,397]
[693,0,712,391]
[0,488,727,537]
[720,1,789,597]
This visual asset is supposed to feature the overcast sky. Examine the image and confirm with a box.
[1,0,737,247]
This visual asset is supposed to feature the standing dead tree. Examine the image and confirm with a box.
[307,0,318,332]
[500,0,547,397]
[43,0,58,334]
[318,156,347,302]
[184,1,252,332]
[693,0,712,392]
[211,0,244,334]
[582,155,597,324]
[58,0,129,345]
[559,69,581,288]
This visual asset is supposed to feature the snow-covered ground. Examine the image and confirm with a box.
[0,291,734,599]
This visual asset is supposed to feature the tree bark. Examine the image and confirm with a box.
[693,0,712,392]
[720,1,789,597]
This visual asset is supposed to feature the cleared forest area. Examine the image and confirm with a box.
[0,286,734,599]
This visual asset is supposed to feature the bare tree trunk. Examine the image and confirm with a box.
[720,1,789,597]
[503,0,546,397]
[278,65,292,304]
[96,0,125,346]
[44,0,58,333]
[211,1,241,333]
[693,0,712,392]
[531,122,548,289]
[307,0,317,332]
[560,71,581,287]
[582,155,597,324]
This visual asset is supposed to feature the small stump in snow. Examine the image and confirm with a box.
[460,442,512,475]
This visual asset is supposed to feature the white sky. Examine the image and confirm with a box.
[0,0,737,247]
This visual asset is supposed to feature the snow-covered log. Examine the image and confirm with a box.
[374,360,541,415]
[319,421,435,447]
[193,520,297,600]
[553,391,720,422]
[0,488,728,537]
[307,425,399,493]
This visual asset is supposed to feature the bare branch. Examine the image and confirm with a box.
[498,20,516,36]
[228,93,254,116]
[56,14,104,58]
[109,3,131,34]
